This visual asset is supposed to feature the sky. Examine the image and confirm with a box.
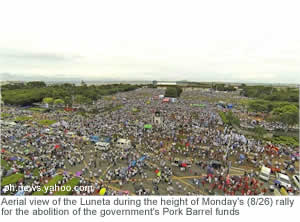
[0,0,300,83]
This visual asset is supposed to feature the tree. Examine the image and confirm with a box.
[272,105,299,131]
[215,84,225,91]
[248,100,269,112]
[74,95,92,105]
[226,111,240,126]
[165,87,182,98]
[241,83,246,88]
[241,85,298,103]
[74,95,85,104]
[80,80,87,88]
[2,83,140,106]
[253,126,266,135]
[42,97,54,105]
[27,81,46,88]
[1,82,26,90]
[165,87,178,98]
[54,99,65,106]
[219,111,240,126]
[64,96,72,106]
[175,86,183,97]
[226,85,236,91]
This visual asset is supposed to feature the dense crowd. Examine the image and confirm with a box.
[1,88,299,195]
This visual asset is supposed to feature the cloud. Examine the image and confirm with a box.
[0,1,299,83]
[0,49,83,62]
[0,72,82,82]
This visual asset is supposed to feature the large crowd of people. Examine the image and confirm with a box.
[1,88,299,195]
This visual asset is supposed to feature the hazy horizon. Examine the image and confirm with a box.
[1,73,299,86]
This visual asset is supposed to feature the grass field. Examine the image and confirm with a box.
[38,119,57,126]
[32,175,64,195]
[1,173,24,187]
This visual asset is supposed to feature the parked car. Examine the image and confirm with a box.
[116,138,131,149]
[292,175,300,189]
[95,142,110,151]
[280,187,288,195]
[259,166,271,181]
[274,173,292,189]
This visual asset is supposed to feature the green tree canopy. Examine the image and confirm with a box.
[74,95,92,105]
[165,86,183,98]
[272,105,299,128]
[54,99,65,105]
[2,83,139,106]
[42,97,54,104]
[165,87,177,97]
[27,81,46,88]
[241,85,299,102]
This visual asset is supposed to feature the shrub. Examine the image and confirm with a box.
[219,111,240,126]
[271,136,299,147]
[1,113,11,118]
[253,126,266,135]
[14,116,33,122]
[29,107,47,112]
[1,159,11,170]
[218,112,229,124]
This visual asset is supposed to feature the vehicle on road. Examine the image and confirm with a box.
[274,173,292,189]
[292,175,300,189]
[259,166,271,181]
[95,142,110,151]
[280,187,288,195]
[116,139,131,149]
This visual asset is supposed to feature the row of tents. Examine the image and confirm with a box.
[153,95,177,103]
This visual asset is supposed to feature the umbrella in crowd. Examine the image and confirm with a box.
[181,163,188,167]
[0,87,298,196]
[144,124,152,129]
[240,154,245,161]
[75,171,82,177]
[99,188,106,196]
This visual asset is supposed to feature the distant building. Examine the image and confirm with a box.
[152,80,198,86]
[154,81,177,86]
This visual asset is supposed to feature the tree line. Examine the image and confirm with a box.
[212,83,236,91]
[1,81,140,106]
[240,85,299,129]
[240,85,299,102]
[246,99,299,130]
